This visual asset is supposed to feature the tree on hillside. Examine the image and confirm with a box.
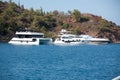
[98,19,110,31]
[0,1,20,36]
[52,10,59,16]
[68,10,72,15]
[71,9,81,22]
[62,23,70,29]
[35,7,44,16]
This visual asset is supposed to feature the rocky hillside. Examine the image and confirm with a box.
[56,13,120,43]
[0,1,120,43]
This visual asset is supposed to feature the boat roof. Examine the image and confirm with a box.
[16,31,44,35]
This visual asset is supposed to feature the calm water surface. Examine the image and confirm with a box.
[0,43,120,80]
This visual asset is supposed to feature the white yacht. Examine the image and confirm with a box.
[8,31,52,45]
[54,29,85,46]
[54,29,110,45]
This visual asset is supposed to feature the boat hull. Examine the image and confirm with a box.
[88,38,110,45]
[9,38,52,45]
[54,40,85,46]
[39,38,52,45]
[54,38,110,46]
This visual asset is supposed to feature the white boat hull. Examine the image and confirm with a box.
[9,38,52,45]
[54,39,86,46]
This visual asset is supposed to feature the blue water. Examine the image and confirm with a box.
[0,43,120,80]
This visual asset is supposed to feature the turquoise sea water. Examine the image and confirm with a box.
[0,43,120,80]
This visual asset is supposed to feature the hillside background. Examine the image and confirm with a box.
[0,1,120,42]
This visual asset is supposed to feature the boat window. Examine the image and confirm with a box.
[25,35,30,38]
[62,36,73,39]
[17,35,25,38]
[16,35,44,38]
[58,38,61,41]
[62,37,68,39]
[32,39,37,42]
[82,40,84,42]
[32,35,44,38]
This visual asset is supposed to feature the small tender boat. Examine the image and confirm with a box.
[8,31,52,45]
[54,29,110,45]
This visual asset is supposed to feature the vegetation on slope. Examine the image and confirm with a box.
[0,1,120,42]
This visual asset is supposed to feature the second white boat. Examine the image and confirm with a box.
[54,29,110,46]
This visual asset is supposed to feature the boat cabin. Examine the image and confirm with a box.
[15,31,44,38]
